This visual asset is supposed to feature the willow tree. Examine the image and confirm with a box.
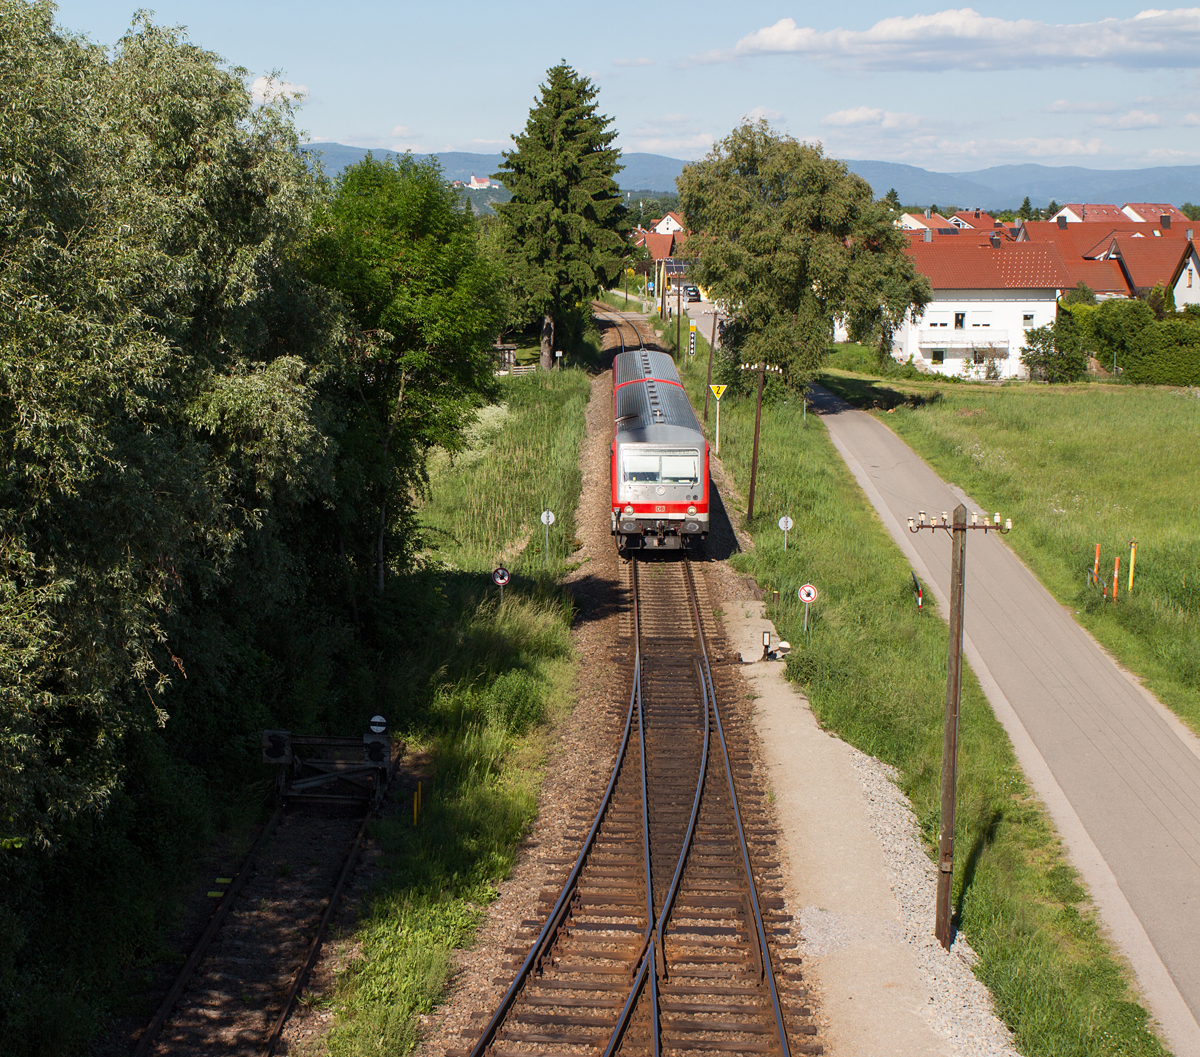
[678,121,929,386]
[493,63,628,370]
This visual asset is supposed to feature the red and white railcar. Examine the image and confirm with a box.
[611,349,710,551]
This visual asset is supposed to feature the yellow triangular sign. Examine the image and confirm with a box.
[709,384,727,400]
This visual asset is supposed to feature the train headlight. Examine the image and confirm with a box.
[623,504,634,515]
[687,504,697,516]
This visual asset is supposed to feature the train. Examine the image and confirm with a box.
[611,348,710,551]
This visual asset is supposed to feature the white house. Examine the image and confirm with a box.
[467,174,492,189]
[892,238,1073,379]
[651,212,685,235]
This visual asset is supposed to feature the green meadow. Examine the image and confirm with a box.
[820,362,1200,734]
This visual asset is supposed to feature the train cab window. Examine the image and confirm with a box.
[621,450,700,485]
[622,454,661,482]
[661,453,698,484]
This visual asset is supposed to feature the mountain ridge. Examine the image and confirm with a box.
[302,142,1200,209]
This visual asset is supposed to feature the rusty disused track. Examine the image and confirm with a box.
[132,748,400,1056]
[449,554,821,1056]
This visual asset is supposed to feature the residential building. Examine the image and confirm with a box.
[950,209,1000,229]
[467,174,492,189]
[650,212,685,235]
[892,238,1073,379]
[1121,203,1190,225]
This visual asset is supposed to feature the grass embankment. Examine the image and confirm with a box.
[678,368,1167,1057]
[317,368,591,1056]
[819,362,1200,734]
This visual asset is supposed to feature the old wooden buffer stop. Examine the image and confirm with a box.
[262,714,396,813]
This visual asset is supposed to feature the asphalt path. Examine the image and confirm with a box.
[808,384,1200,1057]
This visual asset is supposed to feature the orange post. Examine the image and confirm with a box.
[1094,543,1101,578]
[1113,556,1120,602]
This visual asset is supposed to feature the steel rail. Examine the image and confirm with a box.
[132,804,285,1057]
[262,747,402,1056]
[465,577,646,1057]
[698,565,792,1057]
[603,557,713,1057]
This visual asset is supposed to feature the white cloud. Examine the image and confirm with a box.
[392,124,417,137]
[613,57,654,67]
[1147,145,1200,158]
[697,8,1200,71]
[822,106,923,130]
[1045,99,1118,114]
[626,130,715,157]
[1093,108,1163,128]
[745,105,785,122]
[251,75,308,106]
[1112,108,1163,128]
[1182,112,1200,124]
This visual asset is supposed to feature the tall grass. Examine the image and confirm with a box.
[679,370,1166,1057]
[821,374,1200,733]
[419,370,591,576]
[320,369,591,1056]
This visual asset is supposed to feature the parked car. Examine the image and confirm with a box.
[683,284,701,302]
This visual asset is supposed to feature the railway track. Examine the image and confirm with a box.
[132,743,400,1056]
[448,554,820,1056]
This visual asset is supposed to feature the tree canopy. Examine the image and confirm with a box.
[304,154,502,595]
[677,121,930,386]
[492,62,628,369]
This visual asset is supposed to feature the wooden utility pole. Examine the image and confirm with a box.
[740,362,782,521]
[907,505,1011,950]
[936,503,967,949]
[703,310,717,422]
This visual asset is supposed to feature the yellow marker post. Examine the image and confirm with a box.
[1128,540,1137,593]
[709,384,727,455]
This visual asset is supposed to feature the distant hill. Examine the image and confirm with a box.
[304,143,686,193]
[303,143,1199,210]
[843,160,1200,210]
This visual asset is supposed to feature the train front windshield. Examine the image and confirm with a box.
[622,449,700,485]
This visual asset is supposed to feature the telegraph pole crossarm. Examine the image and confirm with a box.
[739,361,783,521]
[907,505,1011,950]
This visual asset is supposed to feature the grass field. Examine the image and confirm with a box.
[317,369,592,1056]
[818,365,1200,734]
[678,368,1167,1057]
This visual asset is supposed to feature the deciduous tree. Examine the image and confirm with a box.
[677,121,930,386]
[305,155,502,597]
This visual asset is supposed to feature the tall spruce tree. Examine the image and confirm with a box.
[493,63,628,370]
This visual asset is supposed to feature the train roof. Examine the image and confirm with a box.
[613,349,702,441]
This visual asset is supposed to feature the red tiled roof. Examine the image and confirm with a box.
[1019,221,1153,257]
[1122,203,1189,224]
[1058,204,1126,221]
[1108,237,1194,291]
[643,231,676,261]
[1057,257,1131,297]
[952,210,997,228]
[904,240,1073,290]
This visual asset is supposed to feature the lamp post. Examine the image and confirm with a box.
[908,505,1011,949]
[739,361,783,521]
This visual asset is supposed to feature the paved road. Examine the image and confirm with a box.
[809,385,1200,1057]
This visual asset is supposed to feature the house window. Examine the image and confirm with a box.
[1189,267,1194,289]
[954,312,966,329]
[973,349,986,365]
[971,312,992,328]
[1023,314,1035,328]
[932,349,946,365]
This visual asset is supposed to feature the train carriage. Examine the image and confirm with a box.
[611,349,710,550]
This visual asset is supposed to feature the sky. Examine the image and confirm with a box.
[50,1,1200,171]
